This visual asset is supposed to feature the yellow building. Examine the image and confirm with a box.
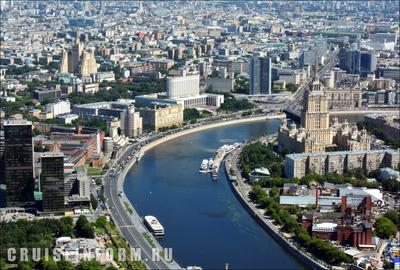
[300,79,333,152]
[138,104,184,131]
[279,78,371,153]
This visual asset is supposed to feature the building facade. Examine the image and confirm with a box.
[284,149,399,178]
[59,38,97,77]
[1,120,34,207]
[138,104,184,131]
[279,78,371,153]
[325,88,362,110]
[167,73,200,99]
[120,105,143,137]
[40,152,65,214]
[250,57,272,95]
[45,100,71,117]
[365,113,400,141]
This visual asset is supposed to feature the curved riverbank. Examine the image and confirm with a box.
[224,147,328,270]
[138,114,283,156]
[116,115,284,268]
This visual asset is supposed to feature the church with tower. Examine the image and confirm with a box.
[278,78,371,153]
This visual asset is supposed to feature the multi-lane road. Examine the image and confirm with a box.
[104,140,181,270]
[285,50,339,112]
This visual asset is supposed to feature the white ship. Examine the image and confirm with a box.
[219,144,236,154]
[199,159,210,173]
[144,216,164,238]
[212,144,240,179]
[199,144,241,178]
[208,158,214,169]
[186,266,203,270]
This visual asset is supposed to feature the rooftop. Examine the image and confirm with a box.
[2,119,32,126]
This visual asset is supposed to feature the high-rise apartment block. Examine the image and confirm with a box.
[40,152,65,214]
[1,120,34,207]
[249,57,272,95]
[120,105,143,137]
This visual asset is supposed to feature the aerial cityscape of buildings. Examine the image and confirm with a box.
[0,1,399,270]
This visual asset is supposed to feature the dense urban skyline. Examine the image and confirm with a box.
[0,1,399,270]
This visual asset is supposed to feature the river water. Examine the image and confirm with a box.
[124,120,306,270]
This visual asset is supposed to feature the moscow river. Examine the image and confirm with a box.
[124,120,306,270]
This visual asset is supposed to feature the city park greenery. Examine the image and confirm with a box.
[69,78,165,105]
[218,94,254,112]
[93,216,146,270]
[0,215,145,270]
[183,108,212,123]
[233,75,249,94]
[5,65,39,76]
[240,142,284,178]
[0,216,93,266]
[382,209,400,229]
[1,77,165,118]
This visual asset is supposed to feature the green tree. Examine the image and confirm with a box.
[286,83,298,93]
[269,187,279,197]
[183,108,201,122]
[240,142,283,177]
[218,97,254,112]
[234,76,249,94]
[57,259,75,270]
[79,260,103,270]
[74,215,95,239]
[375,217,397,239]
[382,178,400,192]
[90,194,98,210]
[95,216,107,229]
[37,257,58,270]
[384,210,400,227]
[59,217,74,237]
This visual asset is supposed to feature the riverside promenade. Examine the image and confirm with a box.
[138,114,285,156]
[224,144,329,270]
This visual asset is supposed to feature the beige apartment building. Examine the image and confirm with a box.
[285,149,399,178]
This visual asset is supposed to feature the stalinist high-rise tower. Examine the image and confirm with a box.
[59,37,97,77]
[300,77,333,152]
[278,78,371,153]
[59,49,69,74]
[79,50,97,77]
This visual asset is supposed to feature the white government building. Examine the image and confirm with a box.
[167,73,200,99]
[167,71,224,108]
[136,71,224,109]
